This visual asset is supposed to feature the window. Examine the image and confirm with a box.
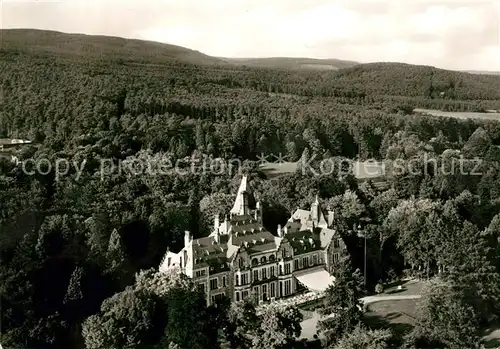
[222,276,226,287]
[262,268,267,279]
[261,256,267,264]
[294,259,299,271]
[236,292,240,302]
[212,293,224,305]
[282,249,286,258]
[303,256,309,268]
[270,283,275,298]
[252,258,258,266]
[262,284,268,301]
[180,257,183,266]
[284,280,291,296]
[312,254,318,265]
[253,270,259,282]
[253,287,259,302]
[242,291,249,299]
[198,283,205,293]
[210,278,218,290]
[334,239,341,248]
[235,275,240,286]
[269,255,275,262]
[239,258,244,268]
[167,257,171,266]
[242,273,248,285]
[195,269,206,277]
[333,253,340,263]
[270,266,275,277]
[285,263,291,274]
[279,265,283,275]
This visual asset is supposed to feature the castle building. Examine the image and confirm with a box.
[159,175,346,306]
[0,139,31,163]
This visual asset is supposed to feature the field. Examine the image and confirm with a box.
[259,160,386,180]
[414,108,500,121]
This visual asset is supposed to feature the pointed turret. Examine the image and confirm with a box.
[230,175,250,216]
[310,194,328,229]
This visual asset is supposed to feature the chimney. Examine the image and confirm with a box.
[222,215,229,234]
[184,231,192,248]
[277,224,283,237]
[214,214,220,233]
[327,210,335,227]
[254,201,262,224]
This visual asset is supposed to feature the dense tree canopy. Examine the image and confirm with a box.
[1,29,500,349]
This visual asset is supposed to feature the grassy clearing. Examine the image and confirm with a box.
[259,160,387,181]
[364,299,419,342]
[414,108,500,121]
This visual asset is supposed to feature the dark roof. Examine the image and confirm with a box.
[191,215,278,267]
[285,229,322,255]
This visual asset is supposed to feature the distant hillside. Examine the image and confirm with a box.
[0,29,358,70]
[1,29,500,104]
[465,70,500,76]
[222,57,358,70]
[0,29,225,65]
[332,62,500,101]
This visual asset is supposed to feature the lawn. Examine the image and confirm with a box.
[364,299,420,338]
[259,160,386,180]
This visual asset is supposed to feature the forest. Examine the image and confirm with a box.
[1,29,500,349]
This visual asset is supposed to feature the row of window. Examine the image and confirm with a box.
[250,254,276,266]
[235,281,289,302]
[209,275,227,290]
[210,293,225,304]
[195,269,207,277]
[202,252,338,291]
[293,253,322,271]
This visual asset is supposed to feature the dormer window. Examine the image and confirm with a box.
[252,258,258,266]
[260,256,267,263]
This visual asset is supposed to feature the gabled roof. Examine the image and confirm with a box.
[288,198,328,229]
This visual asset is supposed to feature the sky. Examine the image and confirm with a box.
[1,0,500,71]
